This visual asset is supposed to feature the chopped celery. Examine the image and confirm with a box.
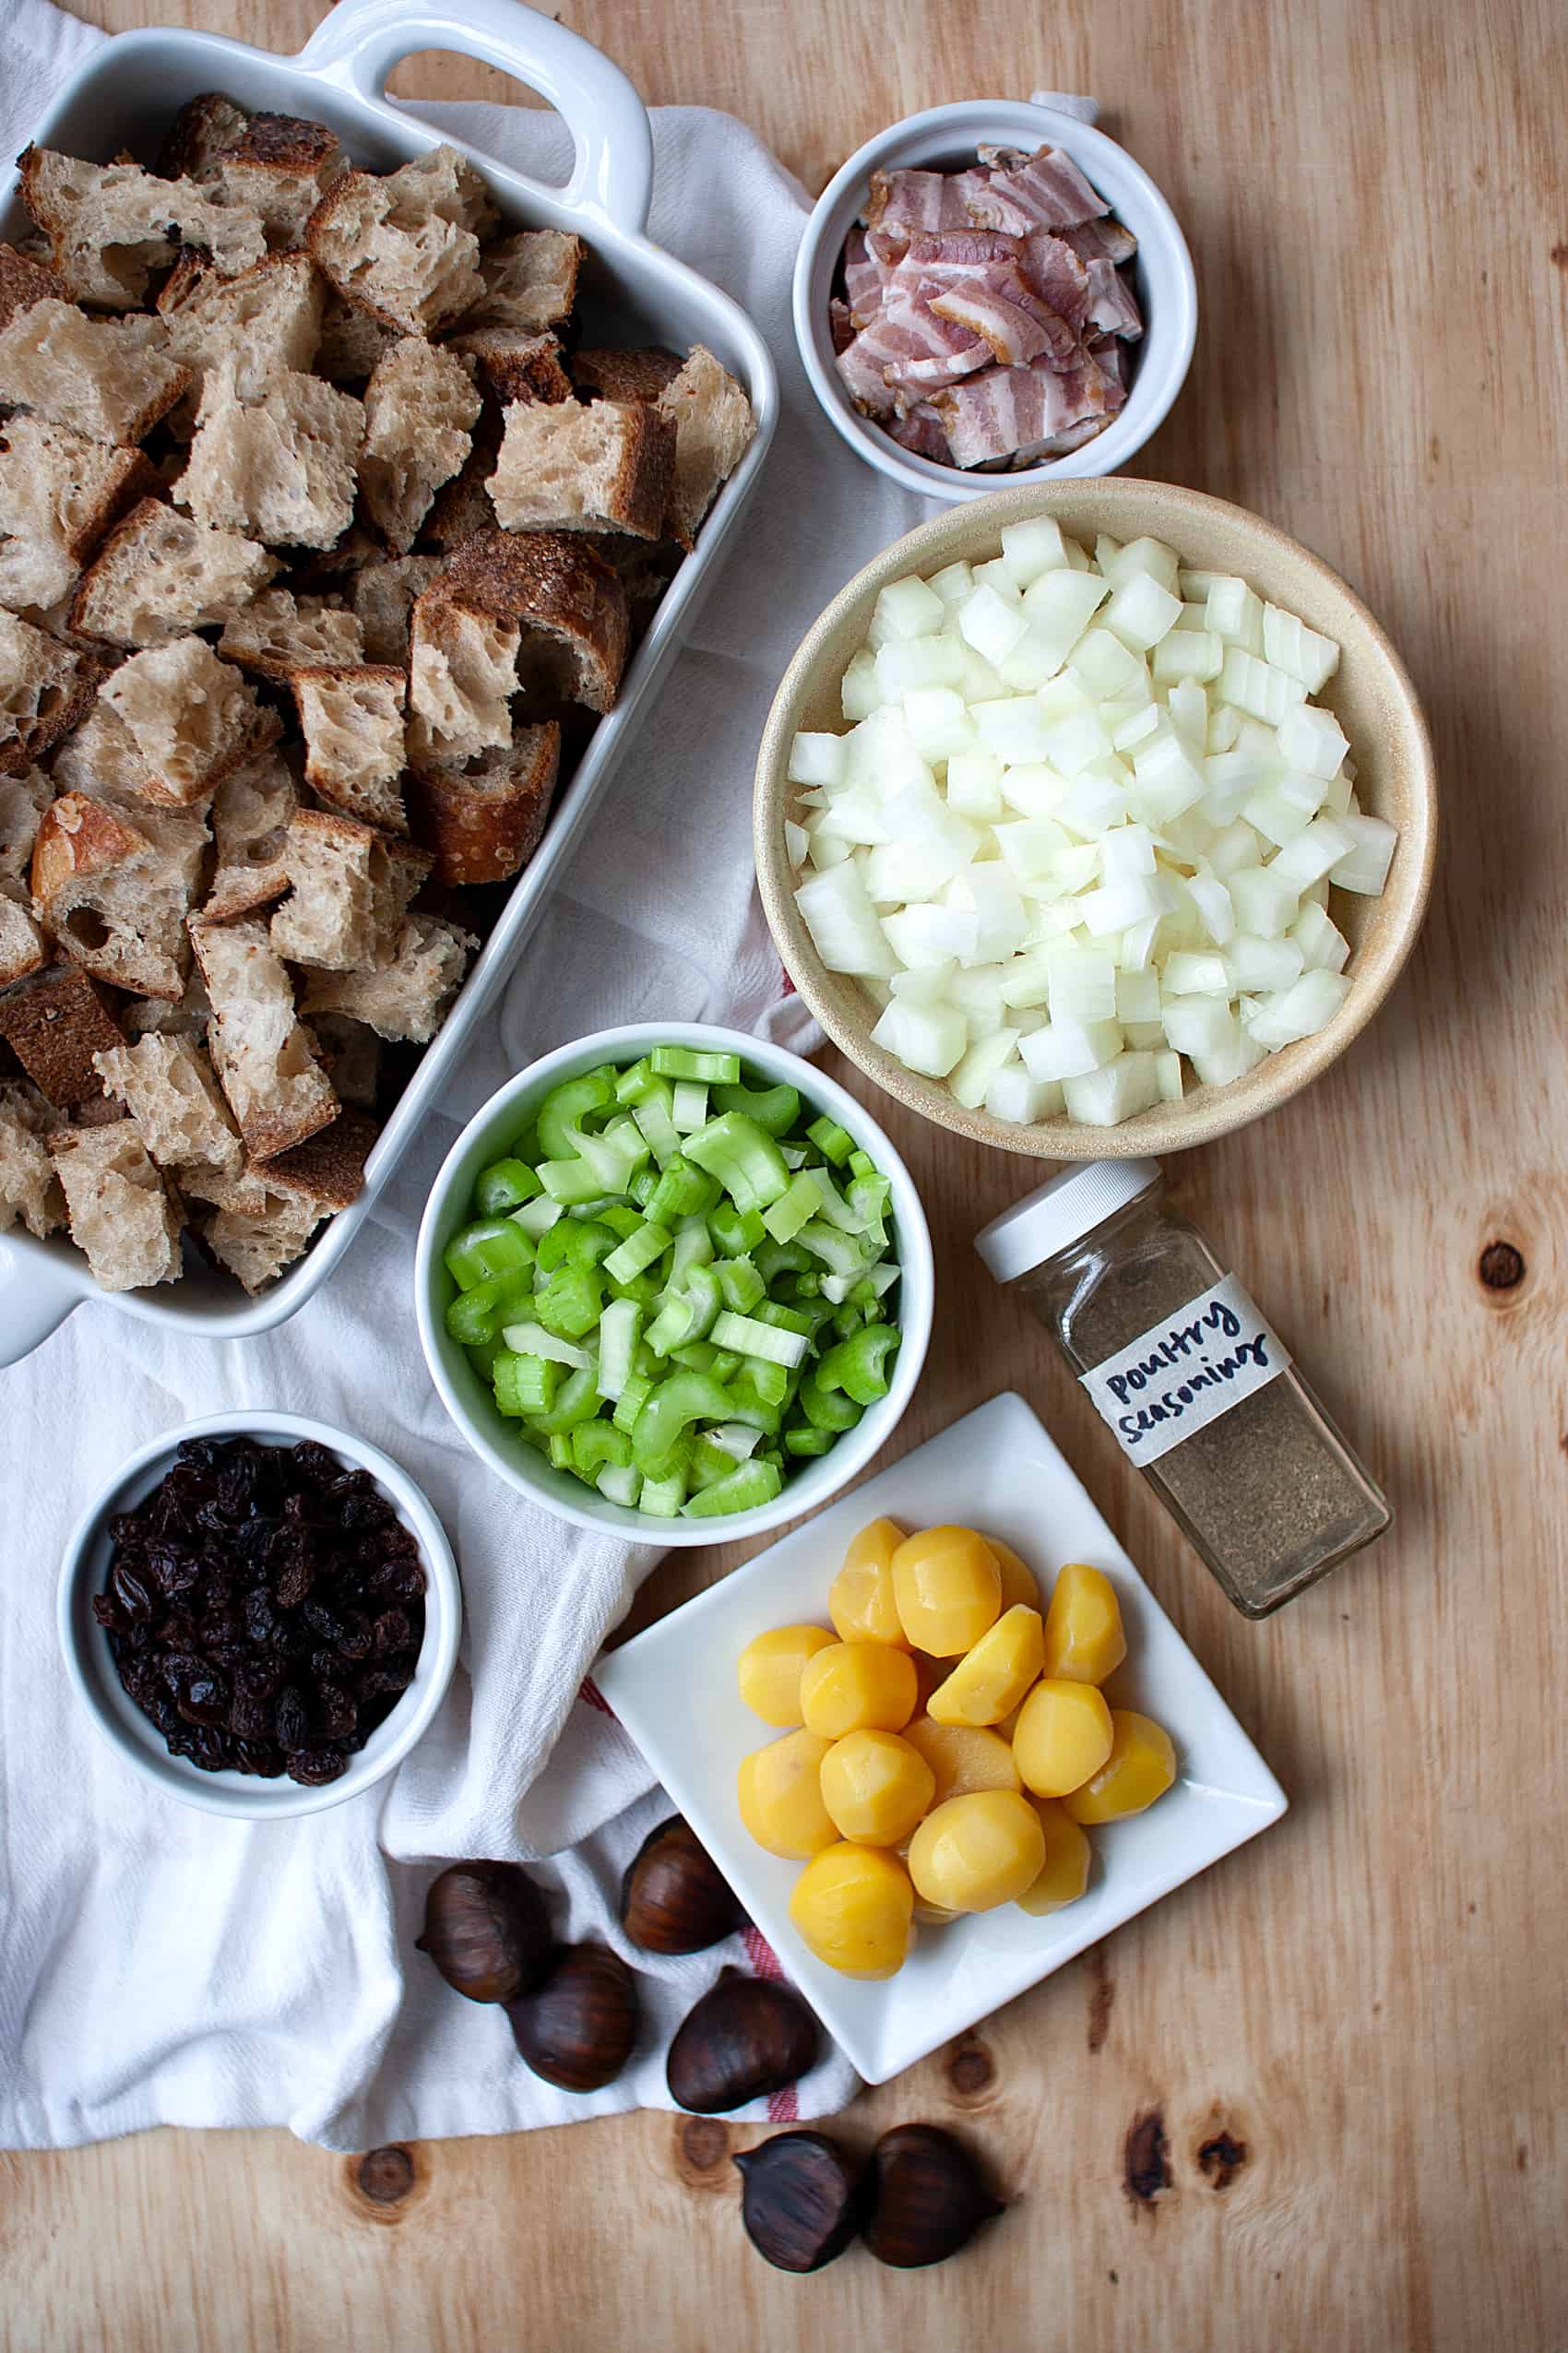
[445,1269,531,1346]
[573,1422,634,1480]
[603,1218,671,1285]
[534,1265,604,1340]
[475,1158,541,1215]
[445,1217,536,1289]
[645,1156,721,1224]
[647,1265,723,1358]
[670,1340,720,1373]
[632,1084,683,1169]
[598,1203,644,1241]
[710,1310,808,1369]
[511,1194,564,1241]
[548,1432,575,1471]
[499,1320,593,1371]
[507,1353,561,1417]
[537,1218,617,1273]
[614,1057,658,1104]
[596,1297,642,1399]
[708,1348,743,1384]
[707,1201,766,1254]
[490,1352,530,1417]
[784,1423,835,1457]
[665,1218,716,1293]
[466,1335,505,1382]
[536,1069,616,1158]
[650,1045,742,1083]
[795,1218,871,1278]
[638,1468,688,1516]
[713,1255,766,1314]
[762,1171,823,1244]
[632,1372,737,1471]
[683,1111,790,1214]
[805,1114,855,1166]
[681,1459,783,1516]
[708,1422,762,1461]
[849,1150,876,1178]
[612,1370,656,1433]
[530,1364,603,1436]
[597,1461,643,1508]
[537,1153,614,1206]
[712,1078,801,1137]
[817,1324,900,1404]
[671,1079,709,1133]
[798,1365,861,1432]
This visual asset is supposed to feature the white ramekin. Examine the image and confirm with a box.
[792,99,1197,502]
[415,1022,934,1547]
[57,1412,463,1820]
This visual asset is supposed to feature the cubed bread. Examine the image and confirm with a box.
[0,415,159,613]
[316,286,400,385]
[656,344,756,546]
[17,146,267,309]
[212,115,348,249]
[50,1118,184,1289]
[0,240,68,330]
[359,337,481,553]
[160,252,324,413]
[350,554,438,663]
[30,787,208,1000]
[189,914,339,1159]
[0,301,191,446]
[309,1011,381,1111]
[306,146,494,336]
[407,720,559,886]
[422,416,504,549]
[157,91,251,184]
[99,636,274,807]
[596,531,683,635]
[407,588,518,766]
[0,1076,65,1235]
[71,498,278,648]
[0,896,46,987]
[453,228,581,334]
[0,769,53,900]
[290,664,408,832]
[217,587,363,683]
[489,397,674,541]
[177,366,365,551]
[204,749,298,922]
[299,913,475,1043]
[449,327,573,408]
[570,346,684,403]
[258,1105,378,1212]
[123,965,210,1043]
[0,961,125,1108]
[434,529,630,714]
[92,1032,242,1182]
[0,611,100,776]
[201,1185,322,1292]
[268,806,429,970]
[49,704,146,798]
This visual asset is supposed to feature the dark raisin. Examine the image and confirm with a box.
[303,1600,347,1644]
[244,1590,279,1646]
[233,1741,286,1778]
[274,1685,311,1751]
[286,1745,348,1787]
[275,1554,315,1610]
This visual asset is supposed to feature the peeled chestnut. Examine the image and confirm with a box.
[734,2131,864,2273]
[415,1861,552,2003]
[861,2122,1003,2267]
[620,1816,745,1955]
[666,1967,818,2114]
[506,1942,639,2092]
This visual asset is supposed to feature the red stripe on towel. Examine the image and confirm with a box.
[576,1676,613,1717]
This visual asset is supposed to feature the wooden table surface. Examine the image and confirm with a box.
[6,1,1565,2346]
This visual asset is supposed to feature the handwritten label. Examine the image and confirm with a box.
[1079,1273,1291,1467]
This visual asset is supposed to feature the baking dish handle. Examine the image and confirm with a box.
[0,1242,79,1368]
[296,0,656,238]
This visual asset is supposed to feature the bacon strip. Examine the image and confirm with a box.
[962,144,1111,233]
[932,348,1124,469]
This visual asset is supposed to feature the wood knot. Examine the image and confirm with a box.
[1196,2130,1249,2191]
[1479,1241,1525,1291]
[354,2145,416,2206]
[1123,2109,1171,2208]
[673,2115,731,2187]
[945,2033,994,2097]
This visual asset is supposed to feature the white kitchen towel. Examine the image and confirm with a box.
[0,0,1099,2152]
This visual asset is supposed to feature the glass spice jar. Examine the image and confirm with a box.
[975,1159,1391,1618]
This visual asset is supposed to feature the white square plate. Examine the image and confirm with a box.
[595,1391,1287,2084]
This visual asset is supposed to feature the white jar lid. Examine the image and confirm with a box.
[974,1159,1161,1285]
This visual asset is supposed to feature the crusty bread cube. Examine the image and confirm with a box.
[201,1185,322,1292]
[569,347,684,404]
[92,1032,241,1182]
[316,286,400,386]
[299,913,474,1043]
[123,965,210,1045]
[433,529,630,714]
[211,115,348,249]
[407,721,559,887]
[309,1011,381,1111]
[0,768,53,900]
[656,344,756,546]
[350,554,438,664]
[157,91,251,184]
[0,301,191,446]
[160,252,324,416]
[18,146,266,310]
[217,587,363,683]
[0,961,125,1109]
[422,416,504,550]
[49,1118,184,1289]
[0,611,101,777]
[0,1076,65,1236]
[490,397,674,541]
[452,228,581,335]
[204,751,297,922]
[0,415,159,614]
[290,664,408,833]
[0,897,46,988]
[268,807,429,971]
[189,914,339,1160]
[407,588,518,767]
[71,498,278,648]
[306,146,494,337]
[448,327,573,408]
[256,1105,377,1213]
[359,338,481,553]
[30,787,208,1000]
[99,636,275,808]
[0,240,68,330]
[177,366,365,551]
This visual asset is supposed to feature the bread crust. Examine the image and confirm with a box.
[0,241,67,330]
[490,398,675,543]
[0,960,125,1108]
[569,346,684,403]
[434,529,630,713]
[407,720,559,886]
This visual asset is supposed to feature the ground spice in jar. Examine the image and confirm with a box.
[976,1161,1390,1617]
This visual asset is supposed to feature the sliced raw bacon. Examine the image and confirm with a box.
[835,330,897,416]
[887,404,950,461]
[865,167,974,234]
[842,228,885,329]
[1018,230,1093,330]
[929,265,1076,368]
[932,348,1123,469]
[829,297,855,354]
[962,144,1111,233]
[1061,217,1139,266]
[894,227,1028,281]
[1082,256,1144,339]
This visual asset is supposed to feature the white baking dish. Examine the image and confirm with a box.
[0,0,778,1366]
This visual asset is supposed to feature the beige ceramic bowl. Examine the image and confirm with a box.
[755,481,1436,1158]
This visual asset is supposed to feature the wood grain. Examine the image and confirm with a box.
[6,0,1567,2347]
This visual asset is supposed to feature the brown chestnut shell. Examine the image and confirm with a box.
[415,1860,552,2003]
[620,1816,745,1955]
[667,1966,818,2115]
[734,2130,864,2272]
[506,1942,638,2093]
[861,2122,1004,2267]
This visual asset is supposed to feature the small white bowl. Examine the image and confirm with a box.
[596,1391,1287,2084]
[57,1411,462,1821]
[792,99,1197,502]
[415,1022,933,1547]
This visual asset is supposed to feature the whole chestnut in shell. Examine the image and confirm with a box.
[416,1861,552,2003]
[507,1943,639,2092]
[861,2122,1003,2267]
[734,2131,864,2272]
[620,1816,745,1955]
[667,1967,818,2115]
